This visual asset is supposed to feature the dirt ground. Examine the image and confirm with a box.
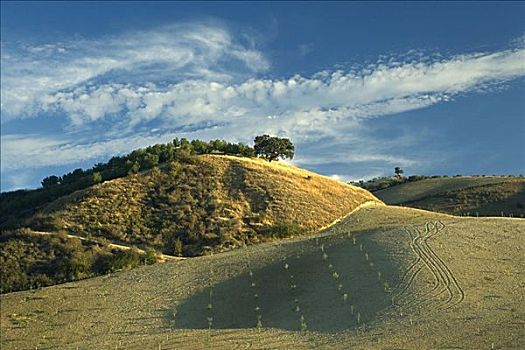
[1,205,524,349]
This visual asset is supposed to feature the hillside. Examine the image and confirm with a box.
[1,154,380,293]
[2,205,523,349]
[374,176,525,217]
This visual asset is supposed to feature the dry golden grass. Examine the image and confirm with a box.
[200,155,381,230]
[28,155,381,255]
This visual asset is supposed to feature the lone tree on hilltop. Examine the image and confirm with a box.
[394,167,404,178]
[254,135,295,162]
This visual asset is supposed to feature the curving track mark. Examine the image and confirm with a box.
[406,222,453,310]
[394,221,464,311]
[424,221,465,309]
[391,227,424,304]
[393,224,441,306]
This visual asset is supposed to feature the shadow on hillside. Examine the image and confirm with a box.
[170,230,400,332]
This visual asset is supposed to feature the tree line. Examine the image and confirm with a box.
[40,138,257,190]
[0,135,294,228]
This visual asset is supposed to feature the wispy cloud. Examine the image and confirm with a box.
[1,22,269,120]
[1,22,524,189]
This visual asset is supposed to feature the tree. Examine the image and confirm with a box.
[394,167,404,177]
[41,175,60,189]
[254,135,295,162]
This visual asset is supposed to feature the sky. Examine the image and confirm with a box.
[1,1,525,191]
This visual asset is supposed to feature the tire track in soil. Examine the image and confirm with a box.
[394,221,464,312]
[411,221,464,310]
[393,224,440,306]
[424,221,465,309]
[391,227,424,303]
[406,222,452,310]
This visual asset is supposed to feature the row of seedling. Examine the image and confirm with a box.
[348,233,417,327]
[206,286,214,343]
[349,234,392,295]
[247,270,263,330]
[317,240,361,325]
[283,258,308,332]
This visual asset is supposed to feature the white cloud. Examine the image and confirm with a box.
[0,22,269,120]
[8,47,522,135]
[1,22,525,189]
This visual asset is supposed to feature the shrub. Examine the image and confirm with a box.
[265,223,305,238]
[143,248,158,265]
[94,249,143,273]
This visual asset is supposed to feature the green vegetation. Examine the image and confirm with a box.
[352,175,451,192]
[0,136,380,294]
[264,223,305,238]
[254,135,294,162]
[1,136,298,230]
[0,229,157,293]
[0,138,254,228]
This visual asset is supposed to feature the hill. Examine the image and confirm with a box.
[373,176,525,217]
[2,205,523,349]
[0,154,380,293]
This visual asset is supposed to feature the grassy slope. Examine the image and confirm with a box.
[32,155,379,253]
[1,155,379,293]
[374,176,525,216]
[2,205,524,349]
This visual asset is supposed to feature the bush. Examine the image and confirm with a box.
[143,248,158,265]
[94,249,143,273]
[265,223,305,238]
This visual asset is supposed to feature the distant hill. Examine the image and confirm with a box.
[0,154,380,293]
[373,176,525,217]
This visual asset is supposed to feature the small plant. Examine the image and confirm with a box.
[300,315,308,332]
[207,287,214,333]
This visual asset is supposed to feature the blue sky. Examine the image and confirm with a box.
[1,1,524,191]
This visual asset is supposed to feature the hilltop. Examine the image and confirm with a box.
[0,154,380,293]
[373,176,525,217]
